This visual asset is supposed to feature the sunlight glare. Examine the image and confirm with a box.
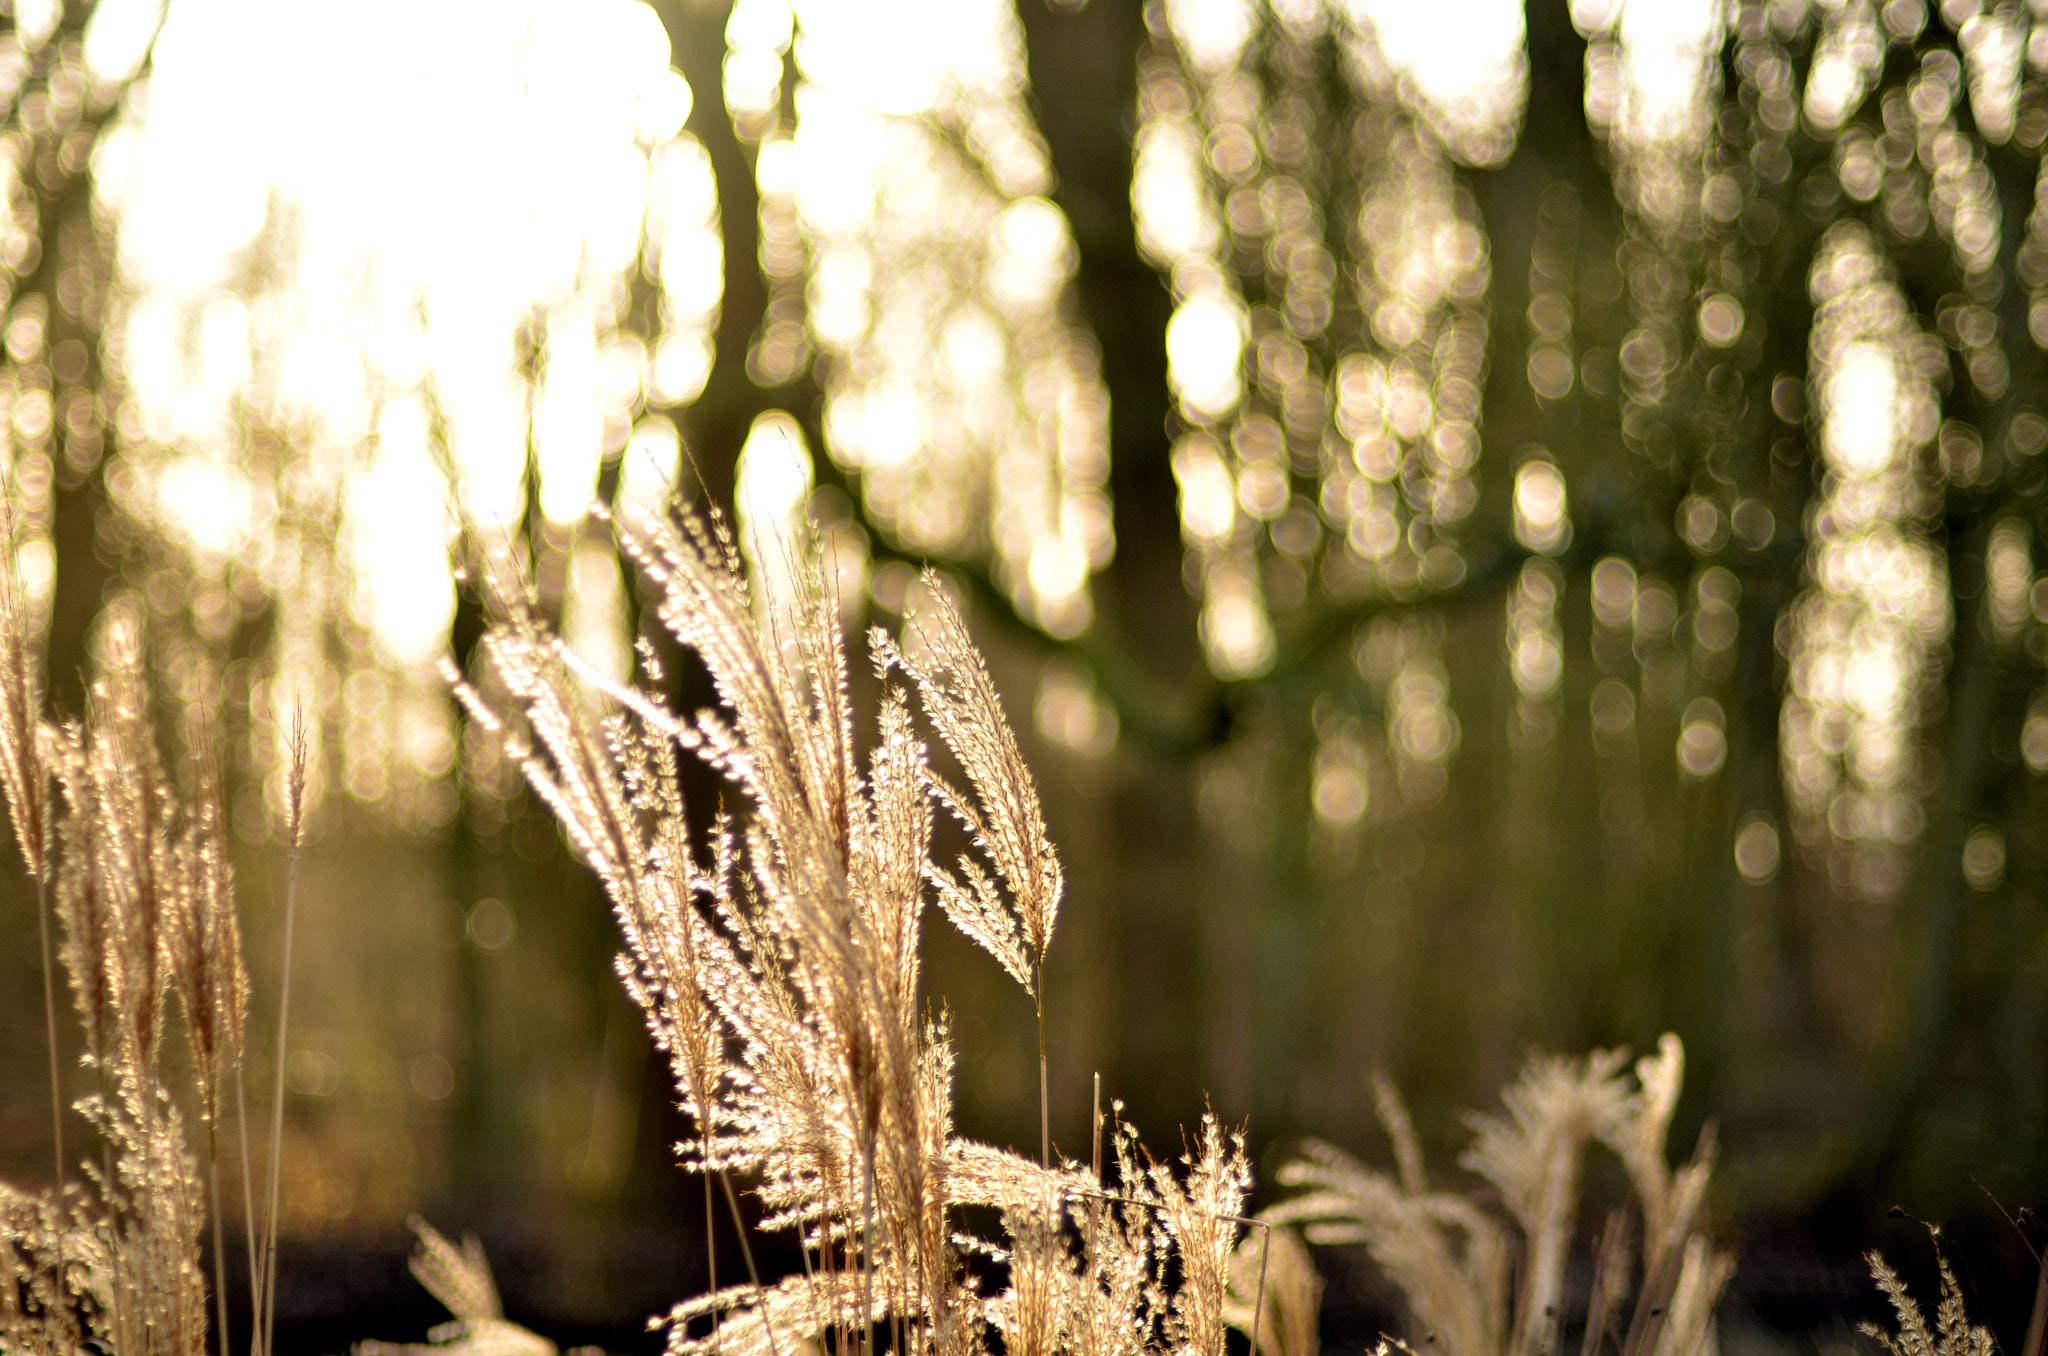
[1782,225,1950,898]
[1166,293,1248,421]
[107,0,710,825]
[348,397,454,670]
[1822,341,1902,476]
[1338,0,1529,166]
[736,409,815,616]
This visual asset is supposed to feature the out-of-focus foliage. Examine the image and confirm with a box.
[1089,0,2048,1256]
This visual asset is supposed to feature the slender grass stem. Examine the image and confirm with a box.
[718,1171,780,1356]
[1248,1223,1271,1356]
[259,833,301,1356]
[235,1065,261,1355]
[860,1137,877,1356]
[2021,1254,2047,1356]
[1090,1073,1101,1187]
[33,870,64,1297]
[1086,1073,1101,1356]
[208,1121,231,1356]
[704,1172,719,1349]
[831,1223,847,1356]
[717,1171,767,1289]
[1034,963,1048,1168]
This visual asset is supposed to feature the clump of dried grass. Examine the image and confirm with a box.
[0,480,1753,1356]
[356,1218,558,1356]
[1268,1036,1731,1356]
[0,603,242,1356]
[1224,1220,1319,1356]
[450,503,1256,1356]
[0,550,277,1356]
[1858,1233,1996,1356]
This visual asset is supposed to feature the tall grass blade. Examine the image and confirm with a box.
[259,705,309,1356]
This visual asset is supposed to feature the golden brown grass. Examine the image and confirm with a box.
[356,1219,556,1356]
[1858,1234,1996,1356]
[0,489,1744,1356]
[410,504,1745,1356]
[0,512,280,1356]
[1268,1037,1731,1356]
[21,604,234,1356]
[451,502,1258,1356]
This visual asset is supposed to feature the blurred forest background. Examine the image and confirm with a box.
[0,0,2043,1348]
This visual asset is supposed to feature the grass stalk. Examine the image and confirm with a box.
[208,1122,231,1356]
[1618,1239,1683,1356]
[704,1173,719,1348]
[1035,962,1048,1168]
[259,716,307,1356]
[1249,1223,1270,1356]
[1090,1073,1101,1186]
[258,834,298,1356]
[235,1065,261,1355]
[717,1171,780,1356]
[33,869,64,1297]
[1087,1072,1101,1356]
[2022,1254,2047,1356]
[860,1137,877,1356]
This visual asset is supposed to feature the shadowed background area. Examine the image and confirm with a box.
[0,0,2045,1350]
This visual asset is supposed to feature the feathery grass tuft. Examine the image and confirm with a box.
[1225,1225,1320,1356]
[1859,1236,1995,1356]
[0,489,65,1347]
[451,503,1252,1356]
[356,1219,557,1356]
[0,595,259,1356]
[1271,1036,1730,1356]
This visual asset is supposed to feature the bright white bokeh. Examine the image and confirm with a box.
[110,0,699,670]
[99,0,708,827]
[1341,0,1529,166]
[1822,341,1902,478]
[1783,226,1951,896]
